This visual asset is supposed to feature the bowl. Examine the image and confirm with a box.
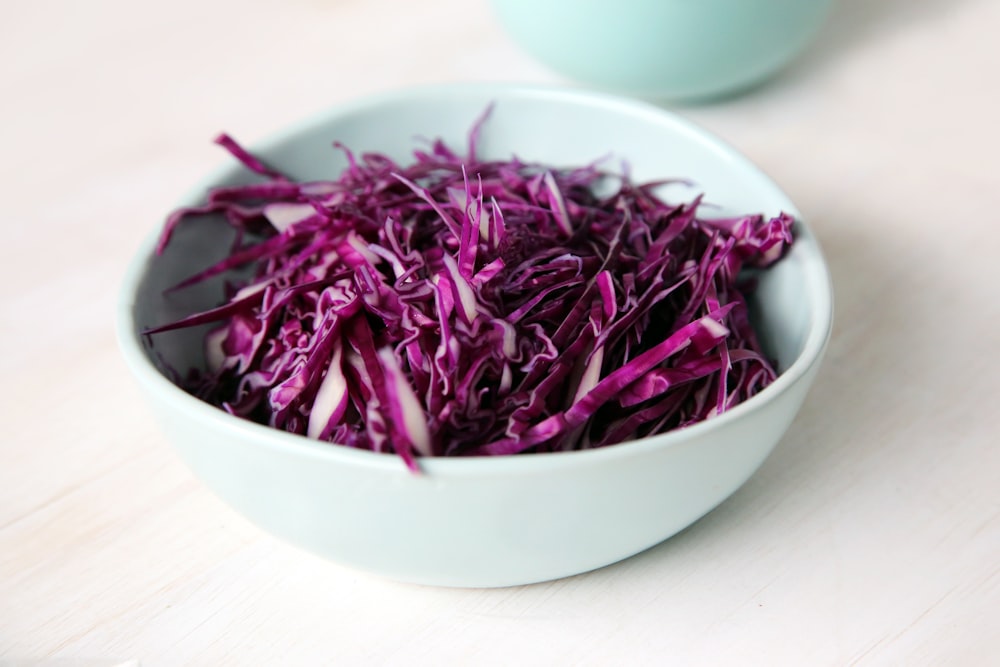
[491,0,835,101]
[117,83,833,587]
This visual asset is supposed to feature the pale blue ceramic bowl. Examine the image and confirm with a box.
[491,0,834,100]
[118,84,832,587]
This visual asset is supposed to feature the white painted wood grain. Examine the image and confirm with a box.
[2,0,999,664]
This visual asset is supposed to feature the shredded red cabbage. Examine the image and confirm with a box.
[149,115,794,470]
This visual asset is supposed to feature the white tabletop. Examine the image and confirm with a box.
[3,0,999,664]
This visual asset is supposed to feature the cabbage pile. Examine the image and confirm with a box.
[150,121,793,470]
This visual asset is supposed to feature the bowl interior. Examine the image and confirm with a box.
[128,85,831,454]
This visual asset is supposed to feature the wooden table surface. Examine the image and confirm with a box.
[3,0,998,664]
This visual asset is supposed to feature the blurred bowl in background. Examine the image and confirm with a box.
[491,0,834,101]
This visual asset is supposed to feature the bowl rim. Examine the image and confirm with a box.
[116,81,833,476]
